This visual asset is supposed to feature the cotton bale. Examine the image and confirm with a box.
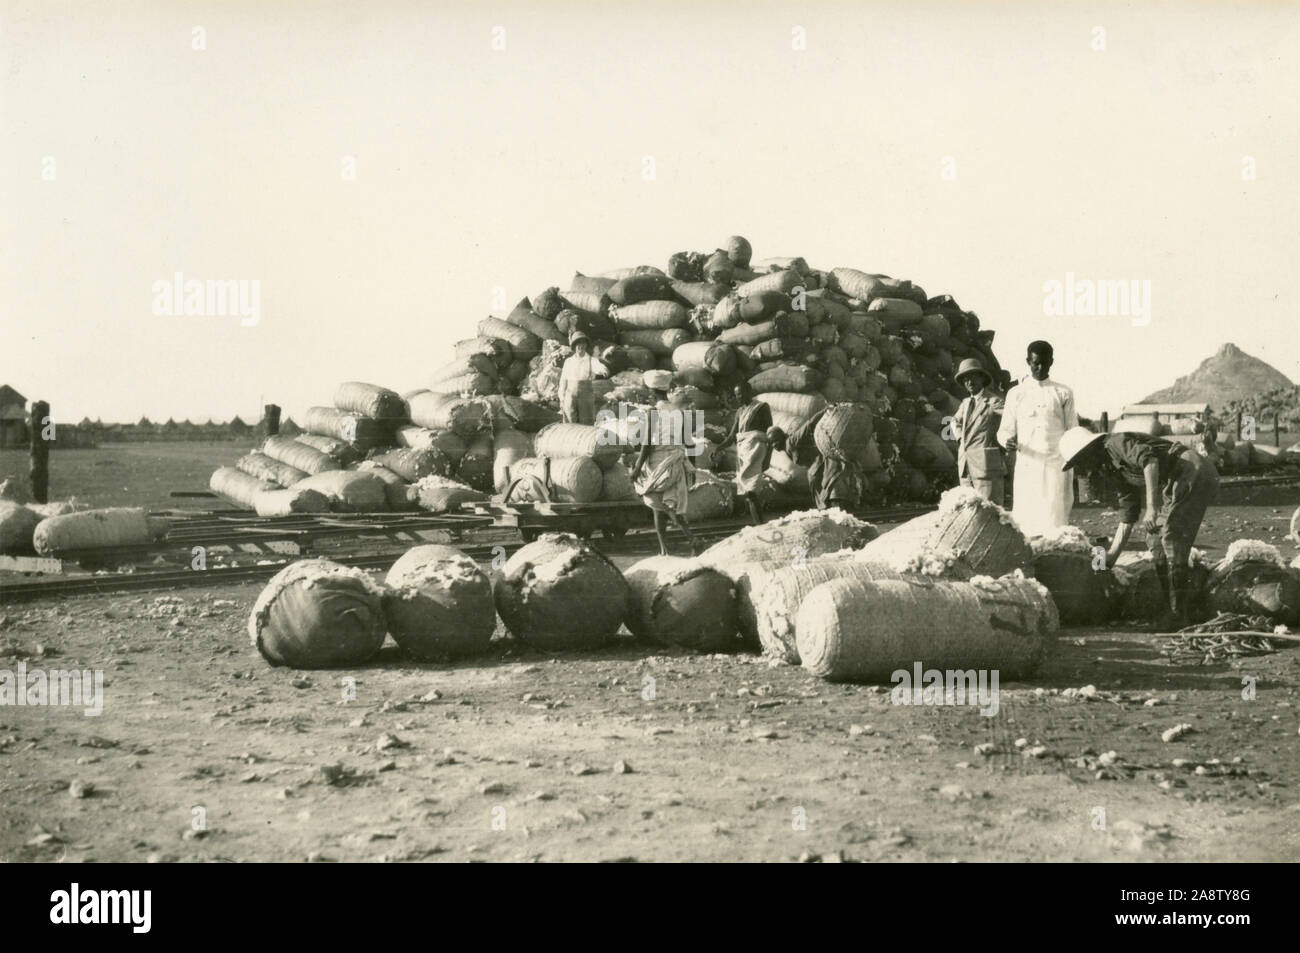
[1030,527,1114,625]
[624,556,740,651]
[493,534,630,650]
[456,432,496,492]
[395,425,468,464]
[492,429,534,492]
[618,327,692,357]
[292,471,388,512]
[686,470,735,521]
[291,434,359,467]
[507,456,604,503]
[703,249,736,283]
[248,559,387,669]
[1207,542,1300,623]
[599,462,638,501]
[211,466,277,508]
[724,236,753,268]
[643,369,673,392]
[534,422,623,469]
[253,487,332,517]
[368,447,448,482]
[353,463,417,511]
[333,382,407,420]
[33,508,166,555]
[479,315,541,361]
[237,452,308,487]
[570,272,618,295]
[612,300,688,331]
[304,407,389,450]
[700,508,878,578]
[607,274,676,306]
[796,575,1058,682]
[454,336,514,369]
[412,475,488,513]
[671,280,729,307]
[0,501,41,555]
[408,392,491,437]
[749,365,823,395]
[432,355,500,385]
[382,545,496,660]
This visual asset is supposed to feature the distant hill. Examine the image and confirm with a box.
[1141,343,1295,409]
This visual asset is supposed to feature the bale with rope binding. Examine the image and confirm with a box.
[261,435,342,475]
[249,559,387,669]
[624,555,740,651]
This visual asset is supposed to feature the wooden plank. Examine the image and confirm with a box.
[0,555,63,574]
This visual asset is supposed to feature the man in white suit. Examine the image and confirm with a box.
[996,340,1077,535]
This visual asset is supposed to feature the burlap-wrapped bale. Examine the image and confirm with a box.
[456,432,496,492]
[369,447,450,482]
[262,436,342,474]
[687,470,735,521]
[455,336,514,369]
[333,381,407,421]
[492,429,534,493]
[294,471,388,512]
[304,406,389,450]
[383,545,496,660]
[248,558,387,668]
[33,507,166,555]
[479,315,541,361]
[1109,552,1210,622]
[598,462,638,501]
[534,422,622,469]
[738,550,974,662]
[493,534,630,650]
[481,395,561,433]
[412,475,488,513]
[608,273,676,306]
[427,372,497,396]
[253,487,332,517]
[211,466,277,508]
[237,452,308,487]
[1207,541,1300,623]
[796,574,1059,682]
[725,235,753,268]
[293,433,360,466]
[749,365,822,395]
[394,425,468,465]
[408,392,491,437]
[431,355,500,386]
[860,486,1032,578]
[624,555,740,651]
[699,508,878,578]
[0,500,41,555]
[612,301,688,331]
[353,462,417,511]
[618,327,692,357]
[764,392,827,419]
[1030,526,1114,625]
[814,403,874,465]
[507,456,603,503]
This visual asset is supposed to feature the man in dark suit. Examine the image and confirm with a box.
[952,358,1006,504]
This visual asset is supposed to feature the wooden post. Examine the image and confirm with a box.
[29,400,50,504]
[1235,411,1243,443]
[1099,411,1109,434]
[262,403,281,438]
[1274,413,1281,449]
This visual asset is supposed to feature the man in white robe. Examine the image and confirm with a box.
[996,340,1077,535]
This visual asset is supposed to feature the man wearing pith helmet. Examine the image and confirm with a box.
[558,331,595,425]
[1060,425,1220,626]
[951,358,1006,504]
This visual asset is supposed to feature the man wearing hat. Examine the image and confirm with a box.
[1059,425,1219,626]
[951,358,1006,504]
[558,332,596,425]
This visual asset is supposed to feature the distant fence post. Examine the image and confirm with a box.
[1099,411,1109,434]
[1274,413,1281,449]
[30,399,50,504]
[262,403,281,439]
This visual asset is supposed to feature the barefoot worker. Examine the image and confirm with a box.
[951,358,1006,504]
[558,332,596,425]
[718,382,777,524]
[1059,426,1220,626]
[631,408,700,556]
[997,340,1077,534]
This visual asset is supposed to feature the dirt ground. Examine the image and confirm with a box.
[2,482,1298,863]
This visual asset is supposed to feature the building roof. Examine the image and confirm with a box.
[0,384,27,411]
[1121,403,1209,416]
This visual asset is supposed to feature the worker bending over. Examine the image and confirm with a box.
[1060,426,1220,627]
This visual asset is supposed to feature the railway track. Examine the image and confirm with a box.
[0,505,935,603]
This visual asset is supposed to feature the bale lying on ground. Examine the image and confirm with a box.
[1030,526,1114,626]
[739,549,974,661]
[0,500,41,555]
[1109,551,1212,622]
[624,556,740,651]
[33,507,168,555]
[493,533,630,650]
[699,508,878,577]
[796,574,1059,682]
[249,558,388,668]
[383,545,496,660]
[1207,540,1300,624]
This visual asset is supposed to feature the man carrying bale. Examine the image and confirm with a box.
[1060,425,1220,626]
[631,408,701,557]
[718,382,779,524]
[558,332,596,425]
[951,358,1006,505]
[997,340,1078,535]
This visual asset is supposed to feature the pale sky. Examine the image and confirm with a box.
[3,0,1297,424]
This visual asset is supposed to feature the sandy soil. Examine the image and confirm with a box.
[2,488,1297,863]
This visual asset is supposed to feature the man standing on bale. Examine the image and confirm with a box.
[997,340,1077,534]
[1060,426,1220,626]
[558,332,596,425]
[951,358,1006,505]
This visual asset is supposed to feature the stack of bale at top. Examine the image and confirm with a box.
[461,235,1003,504]
[209,380,561,513]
